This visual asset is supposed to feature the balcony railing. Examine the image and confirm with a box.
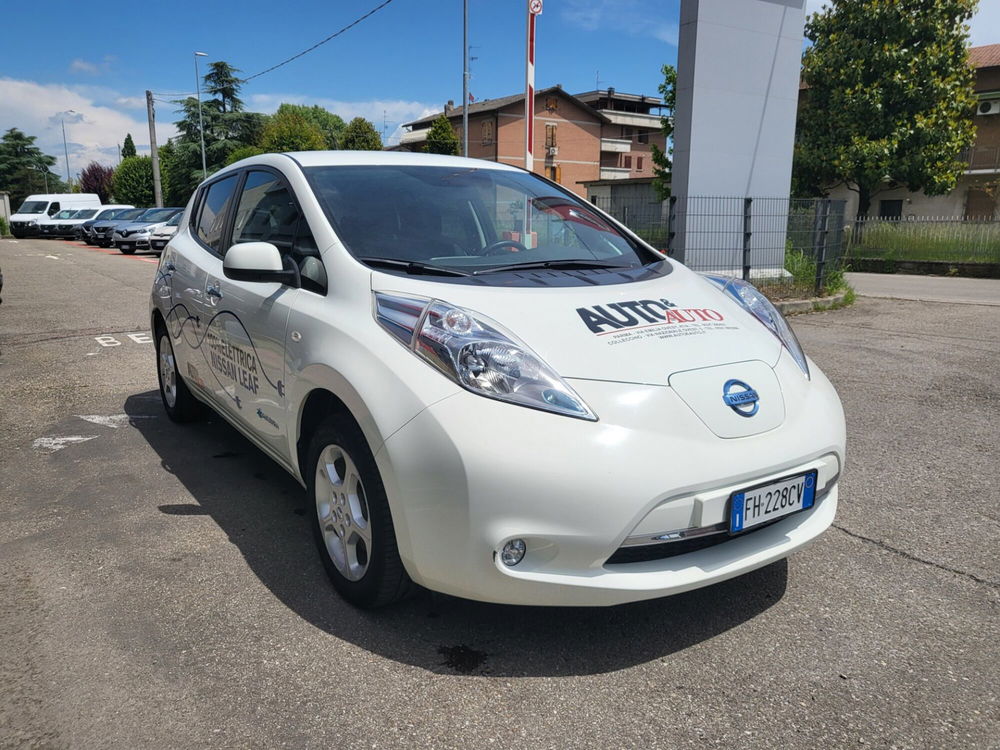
[599,167,631,180]
[963,145,1000,171]
[600,137,632,153]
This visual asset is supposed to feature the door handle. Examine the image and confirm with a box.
[206,284,223,299]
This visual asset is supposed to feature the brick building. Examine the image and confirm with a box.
[815,43,1000,219]
[399,86,665,198]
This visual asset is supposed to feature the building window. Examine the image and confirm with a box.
[878,199,903,220]
[545,96,559,112]
[637,156,643,171]
[546,165,561,183]
[622,155,632,169]
[638,131,649,144]
[481,120,494,145]
[545,124,557,148]
[622,126,634,140]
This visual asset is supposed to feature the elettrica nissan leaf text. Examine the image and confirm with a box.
[150,152,845,608]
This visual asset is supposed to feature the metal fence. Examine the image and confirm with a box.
[846,216,1000,264]
[592,195,847,298]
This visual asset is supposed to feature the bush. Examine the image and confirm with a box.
[0,216,9,236]
[112,156,155,207]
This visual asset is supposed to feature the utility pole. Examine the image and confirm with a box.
[60,110,76,185]
[524,0,541,174]
[195,51,208,180]
[462,0,469,157]
[146,90,163,207]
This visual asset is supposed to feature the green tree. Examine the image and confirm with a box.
[225,145,265,166]
[275,103,344,149]
[650,64,676,201]
[259,110,327,152]
[0,128,65,205]
[79,162,114,202]
[424,114,459,155]
[340,117,383,151]
[794,0,978,220]
[121,133,137,158]
[205,61,244,113]
[112,156,154,206]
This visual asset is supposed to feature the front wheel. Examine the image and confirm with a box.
[118,245,135,255]
[156,331,201,422]
[307,418,413,608]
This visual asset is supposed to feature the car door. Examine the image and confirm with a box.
[203,168,309,464]
[162,176,237,409]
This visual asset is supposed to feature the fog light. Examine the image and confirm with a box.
[500,539,526,567]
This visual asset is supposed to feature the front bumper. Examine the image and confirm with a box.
[113,233,150,249]
[376,352,845,606]
[10,221,37,237]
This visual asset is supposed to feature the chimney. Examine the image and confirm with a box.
[446,100,454,112]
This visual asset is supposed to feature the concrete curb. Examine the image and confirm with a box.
[774,290,850,315]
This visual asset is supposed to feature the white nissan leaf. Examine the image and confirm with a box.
[151,152,845,608]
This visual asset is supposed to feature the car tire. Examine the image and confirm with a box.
[306,417,413,608]
[155,330,201,423]
[119,246,135,255]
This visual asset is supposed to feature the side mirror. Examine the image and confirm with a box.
[223,242,300,287]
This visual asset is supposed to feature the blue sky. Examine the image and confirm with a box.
[1,0,996,178]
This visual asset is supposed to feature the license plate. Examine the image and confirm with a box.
[729,470,817,533]
[119,243,132,251]
[152,241,165,249]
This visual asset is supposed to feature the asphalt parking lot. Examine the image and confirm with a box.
[1,237,998,749]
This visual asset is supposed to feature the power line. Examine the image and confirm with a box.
[243,0,397,83]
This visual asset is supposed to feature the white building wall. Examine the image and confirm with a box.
[827,179,982,221]
[672,0,807,269]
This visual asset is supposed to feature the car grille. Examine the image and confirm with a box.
[605,518,783,566]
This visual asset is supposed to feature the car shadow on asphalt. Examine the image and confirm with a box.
[125,390,787,678]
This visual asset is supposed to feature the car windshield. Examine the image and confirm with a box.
[53,209,77,219]
[96,209,123,220]
[115,209,147,221]
[164,213,182,226]
[304,165,652,272]
[137,208,178,222]
[17,201,48,214]
[74,209,98,219]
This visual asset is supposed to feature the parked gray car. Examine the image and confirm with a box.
[91,208,148,247]
[79,206,136,244]
[113,207,184,254]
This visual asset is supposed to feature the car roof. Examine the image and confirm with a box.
[232,150,524,173]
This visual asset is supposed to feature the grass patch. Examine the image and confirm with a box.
[848,221,1000,263]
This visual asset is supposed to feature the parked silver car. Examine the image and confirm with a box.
[91,208,148,247]
[149,212,182,253]
[113,207,183,254]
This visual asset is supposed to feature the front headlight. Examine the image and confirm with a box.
[707,276,810,379]
[374,293,597,420]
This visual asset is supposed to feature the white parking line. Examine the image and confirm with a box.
[32,435,99,453]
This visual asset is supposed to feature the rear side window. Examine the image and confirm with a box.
[47,203,60,215]
[195,175,239,253]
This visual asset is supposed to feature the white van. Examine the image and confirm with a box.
[9,194,102,238]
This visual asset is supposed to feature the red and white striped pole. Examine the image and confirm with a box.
[524,0,542,174]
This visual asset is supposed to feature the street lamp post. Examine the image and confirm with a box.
[195,51,208,180]
[61,110,76,185]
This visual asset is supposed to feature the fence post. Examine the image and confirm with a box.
[814,199,830,296]
[667,195,678,261]
[742,197,753,281]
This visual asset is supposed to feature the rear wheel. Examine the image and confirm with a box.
[156,331,201,422]
[307,417,412,608]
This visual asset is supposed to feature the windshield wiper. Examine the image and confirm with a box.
[358,257,470,277]
[472,258,634,275]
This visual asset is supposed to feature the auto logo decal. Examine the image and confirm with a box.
[723,379,759,417]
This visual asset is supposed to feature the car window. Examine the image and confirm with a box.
[47,203,60,215]
[195,175,239,253]
[232,170,326,294]
[304,165,648,271]
[75,209,98,219]
[53,209,76,219]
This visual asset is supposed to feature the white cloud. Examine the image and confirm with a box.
[561,0,678,45]
[68,55,115,76]
[248,93,438,145]
[0,78,177,179]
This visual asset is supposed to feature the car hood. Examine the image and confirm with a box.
[151,225,178,236]
[369,262,782,384]
[117,221,156,232]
